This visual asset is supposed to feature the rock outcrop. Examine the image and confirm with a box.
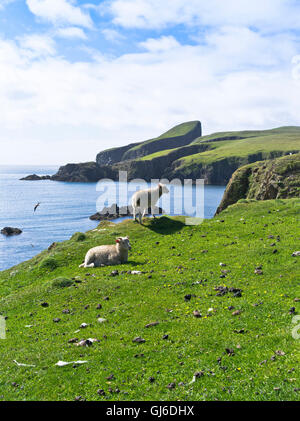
[167,151,298,185]
[216,153,300,214]
[20,174,51,181]
[51,162,116,182]
[1,227,22,236]
[90,203,164,221]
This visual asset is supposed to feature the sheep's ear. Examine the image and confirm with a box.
[116,238,120,243]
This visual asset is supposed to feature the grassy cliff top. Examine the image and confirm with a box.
[127,121,200,153]
[101,122,199,155]
[0,199,299,401]
[192,126,300,144]
[184,133,300,164]
[138,126,300,164]
[96,121,201,165]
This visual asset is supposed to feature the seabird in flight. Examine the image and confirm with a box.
[34,202,41,212]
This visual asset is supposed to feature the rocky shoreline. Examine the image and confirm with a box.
[90,204,165,221]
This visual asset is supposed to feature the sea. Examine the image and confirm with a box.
[0,165,225,271]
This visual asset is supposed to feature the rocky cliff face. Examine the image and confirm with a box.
[111,143,210,181]
[216,153,300,214]
[96,121,202,165]
[167,151,296,184]
[38,147,298,184]
[96,142,143,166]
[51,162,116,182]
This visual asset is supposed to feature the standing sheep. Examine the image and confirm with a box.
[79,237,131,268]
[131,183,169,224]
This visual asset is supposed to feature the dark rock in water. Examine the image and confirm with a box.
[1,227,22,236]
[89,203,165,221]
[20,174,51,181]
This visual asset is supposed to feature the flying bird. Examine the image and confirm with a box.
[34,202,41,212]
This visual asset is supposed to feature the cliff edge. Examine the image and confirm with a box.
[216,153,300,214]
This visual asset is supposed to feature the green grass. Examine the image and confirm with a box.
[139,148,175,161]
[139,127,300,171]
[0,200,299,401]
[192,126,300,144]
[183,133,300,165]
[121,121,200,161]
[128,121,200,153]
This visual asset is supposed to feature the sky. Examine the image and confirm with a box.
[0,0,300,165]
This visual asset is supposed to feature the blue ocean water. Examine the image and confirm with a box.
[0,165,225,271]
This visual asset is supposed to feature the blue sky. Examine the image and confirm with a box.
[0,0,300,164]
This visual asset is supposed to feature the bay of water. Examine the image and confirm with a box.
[0,165,225,271]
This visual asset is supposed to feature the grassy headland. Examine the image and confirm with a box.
[0,199,299,401]
[37,123,300,184]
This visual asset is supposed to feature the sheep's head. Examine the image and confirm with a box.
[158,183,169,195]
[116,236,131,250]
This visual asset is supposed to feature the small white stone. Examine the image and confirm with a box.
[97,318,107,323]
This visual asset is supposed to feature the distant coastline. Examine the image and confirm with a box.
[20,123,300,185]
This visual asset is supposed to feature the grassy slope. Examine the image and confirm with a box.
[0,200,299,401]
[184,134,300,165]
[139,127,300,166]
[124,121,200,154]
[97,122,199,156]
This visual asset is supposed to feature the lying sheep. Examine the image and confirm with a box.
[132,183,169,224]
[79,236,131,268]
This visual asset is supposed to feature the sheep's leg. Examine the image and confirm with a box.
[138,210,143,224]
[142,208,147,222]
[79,263,85,268]
[84,262,95,268]
[133,206,137,222]
[80,252,95,268]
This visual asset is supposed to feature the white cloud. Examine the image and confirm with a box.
[103,0,300,31]
[56,26,87,39]
[18,34,56,57]
[26,0,93,28]
[102,28,124,42]
[139,36,180,52]
[0,0,15,9]
[0,24,299,165]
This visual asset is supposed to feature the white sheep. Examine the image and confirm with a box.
[131,183,169,224]
[79,236,131,268]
